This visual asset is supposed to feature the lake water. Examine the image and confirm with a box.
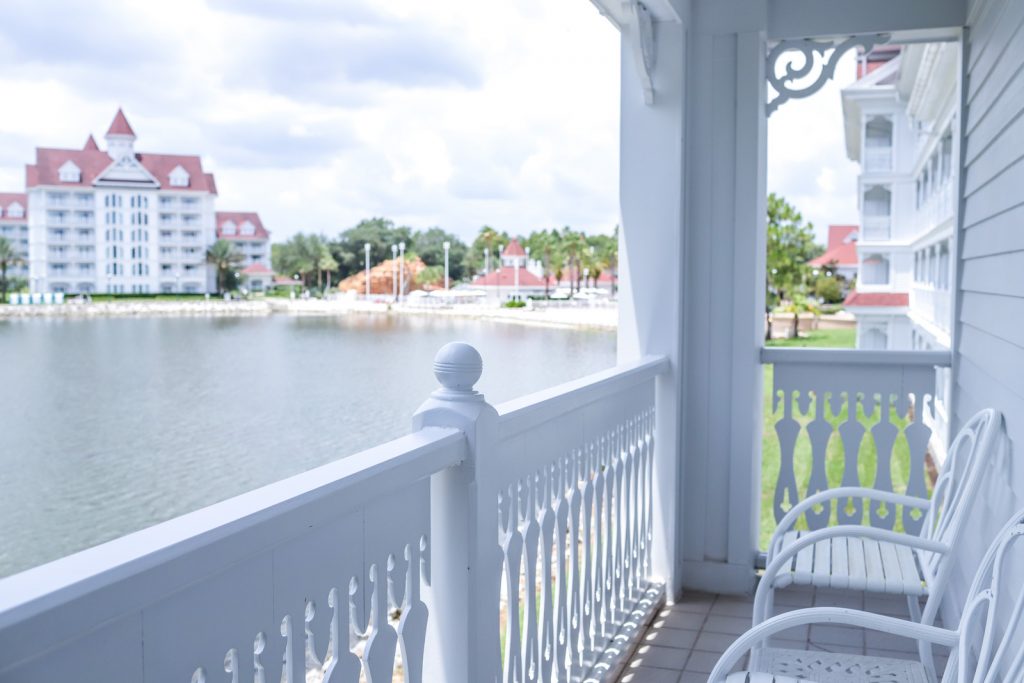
[0,314,616,577]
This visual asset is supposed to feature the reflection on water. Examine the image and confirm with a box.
[0,313,615,576]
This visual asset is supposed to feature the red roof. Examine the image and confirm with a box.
[83,135,99,151]
[106,108,136,137]
[503,239,526,257]
[215,211,269,240]
[274,275,298,285]
[25,147,216,192]
[809,225,858,268]
[242,263,272,275]
[471,266,547,288]
[0,192,27,221]
[844,291,909,307]
[204,173,218,195]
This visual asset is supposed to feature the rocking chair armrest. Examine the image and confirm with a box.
[709,607,959,683]
[768,488,931,560]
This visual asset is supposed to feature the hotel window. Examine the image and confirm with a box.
[169,166,190,188]
[58,161,81,183]
[222,221,237,236]
[861,253,890,285]
[241,221,256,236]
[7,202,23,218]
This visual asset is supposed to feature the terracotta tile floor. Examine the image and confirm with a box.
[617,586,948,682]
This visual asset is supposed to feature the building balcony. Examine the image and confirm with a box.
[860,215,891,242]
[863,146,892,172]
[911,285,952,334]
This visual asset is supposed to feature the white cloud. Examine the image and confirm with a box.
[0,0,621,242]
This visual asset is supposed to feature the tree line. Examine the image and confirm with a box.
[270,218,619,294]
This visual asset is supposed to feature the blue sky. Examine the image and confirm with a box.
[0,0,856,244]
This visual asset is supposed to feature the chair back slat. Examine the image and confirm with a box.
[942,511,1024,682]
[919,410,1001,580]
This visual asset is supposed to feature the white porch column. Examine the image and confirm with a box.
[618,0,768,598]
[617,16,688,600]
[679,2,767,594]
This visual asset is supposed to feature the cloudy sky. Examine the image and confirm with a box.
[0,0,856,244]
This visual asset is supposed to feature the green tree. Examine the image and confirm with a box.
[813,272,845,304]
[525,229,563,296]
[766,193,822,307]
[206,240,245,294]
[273,233,325,288]
[0,238,24,303]
[466,226,510,276]
[318,246,338,291]
[329,218,413,279]
[412,227,468,281]
[560,227,588,294]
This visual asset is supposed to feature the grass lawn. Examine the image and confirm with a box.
[760,326,920,549]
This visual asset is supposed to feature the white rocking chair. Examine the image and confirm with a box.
[711,507,1024,682]
[753,408,1001,680]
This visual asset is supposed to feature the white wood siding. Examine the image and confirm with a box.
[949,0,1024,623]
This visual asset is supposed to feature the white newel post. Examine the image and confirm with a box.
[414,342,500,683]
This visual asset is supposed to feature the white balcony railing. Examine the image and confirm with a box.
[0,345,669,683]
[911,286,952,332]
[861,215,891,241]
[863,146,892,172]
[761,348,951,538]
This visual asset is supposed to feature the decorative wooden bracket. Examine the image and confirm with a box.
[627,0,656,105]
[766,34,890,116]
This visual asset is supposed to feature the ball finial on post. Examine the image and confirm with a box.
[432,342,483,401]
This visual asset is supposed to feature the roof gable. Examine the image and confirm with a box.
[58,160,81,183]
[93,154,160,188]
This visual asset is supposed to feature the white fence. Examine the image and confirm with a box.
[761,348,951,537]
[0,344,669,683]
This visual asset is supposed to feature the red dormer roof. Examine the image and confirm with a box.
[471,266,546,288]
[844,291,909,307]
[83,135,99,151]
[242,263,273,275]
[107,108,135,137]
[215,211,269,240]
[0,192,27,221]
[809,224,859,268]
[503,239,526,257]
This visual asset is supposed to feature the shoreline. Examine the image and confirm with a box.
[0,298,619,330]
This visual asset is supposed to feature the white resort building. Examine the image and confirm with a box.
[19,109,271,295]
[841,44,959,353]
[215,212,273,292]
[0,193,29,283]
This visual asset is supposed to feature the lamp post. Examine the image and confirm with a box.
[497,244,504,302]
[443,241,450,291]
[364,243,371,299]
[398,241,406,302]
[484,247,490,275]
[514,247,522,299]
[391,244,398,301]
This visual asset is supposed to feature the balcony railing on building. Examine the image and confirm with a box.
[861,214,891,241]
[863,146,892,172]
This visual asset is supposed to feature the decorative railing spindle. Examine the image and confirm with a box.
[762,348,951,540]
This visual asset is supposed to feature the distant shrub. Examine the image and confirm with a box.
[503,300,526,308]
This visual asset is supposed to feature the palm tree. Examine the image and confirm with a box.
[318,247,338,291]
[0,237,24,304]
[206,240,245,294]
[526,229,563,297]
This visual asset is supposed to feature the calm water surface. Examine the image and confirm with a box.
[0,314,616,576]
